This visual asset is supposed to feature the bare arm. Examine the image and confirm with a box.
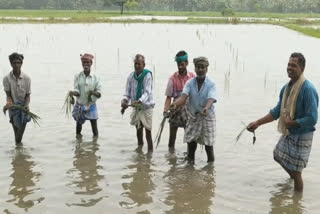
[202,98,215,115]
[247,113,276,132]
[172,94,188,109]
[164,96,172,113]
[5,91,13,104]
[25,94,30,107]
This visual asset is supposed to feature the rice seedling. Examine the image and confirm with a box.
[62,91,74,117]
[235,121,256,145]
[3,104,41,126]
[155,107,177,148]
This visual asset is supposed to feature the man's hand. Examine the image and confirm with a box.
[283,115,294,128]
[247,121,259,132]
[88,90,100,97]
[202,107,208,116]
[24,106,30,112]
[3,102,12,114]
[69,91,76,97]
[131,100,141,107]
[163,111,168,117]
[121,99,129,109]
[169,103,177,111]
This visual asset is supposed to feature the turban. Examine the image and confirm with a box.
[193,57,209,67]
[175,53,188,63]
[80,53,94,62]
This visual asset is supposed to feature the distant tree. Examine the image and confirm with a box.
[125,0,138,10]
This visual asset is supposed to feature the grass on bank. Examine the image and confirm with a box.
[1,9,320,38]
[1,9,320,19]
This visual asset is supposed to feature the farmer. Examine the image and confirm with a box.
[247,53,318,192]
[3,52,31,144]
[69,53,102,139]
[121,54,155,152]
[163,50,195,149]
[171,57,217,163]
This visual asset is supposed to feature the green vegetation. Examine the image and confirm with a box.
[283,24,320,38]
[1,9,320,38]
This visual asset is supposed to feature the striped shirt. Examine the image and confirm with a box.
[123,71,155,109]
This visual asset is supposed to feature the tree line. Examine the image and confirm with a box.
[1,0,320,13]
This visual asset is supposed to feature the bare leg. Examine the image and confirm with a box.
[15,124,26,144]
[76,122,82,138]
[136,126,144,146]
[11,124,18,143]
[187,141,197,164]
[90,119,99,137]
[168,125,178,149]
[291,171,303,192]
[145,128,153,152]
[205,146,214,162]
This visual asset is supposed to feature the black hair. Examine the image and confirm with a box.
[290,52,305,69]
[176,50,187,57]
[9,52,24,63]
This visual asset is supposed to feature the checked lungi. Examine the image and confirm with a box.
[273,132,313,172]
[169,106,188,128]
[72,102,98,125]
[184,110,216,146]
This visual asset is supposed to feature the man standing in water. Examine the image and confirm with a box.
[70,53,102,139]
[247,53,318,192]
[3,52,31,144]
[121,54,155,152]
[163,50,195,149]
[171,57,217,164]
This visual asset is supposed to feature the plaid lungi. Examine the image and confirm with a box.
[72,102,98,124]
[184,110,216,146]
[169,106,188,128]
[273,132,313,172]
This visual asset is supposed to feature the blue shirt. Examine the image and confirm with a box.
[270,79,318,134]
[182,77,217,116]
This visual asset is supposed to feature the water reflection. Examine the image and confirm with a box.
[6,146,43,212]
[119,149,155,209]
[66,139,105,207]
[269,180,304,214]
[164,151,215,214]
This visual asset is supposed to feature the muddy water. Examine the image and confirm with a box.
[0,23,319,213]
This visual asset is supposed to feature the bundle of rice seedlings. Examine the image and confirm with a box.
[88,91,92,103]
[235,126,247,143]
[235,121,256,145]
[155,116,167,148]
[3,104,41,126]
[62,91,74,117]
[155,109,177,148]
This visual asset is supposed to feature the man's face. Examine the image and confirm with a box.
[177,61,188,73]
[287,57,303,81]
[195,64,208,79]
[11,59,23,71]
[134,58,145,73]
[82,59,92,72]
